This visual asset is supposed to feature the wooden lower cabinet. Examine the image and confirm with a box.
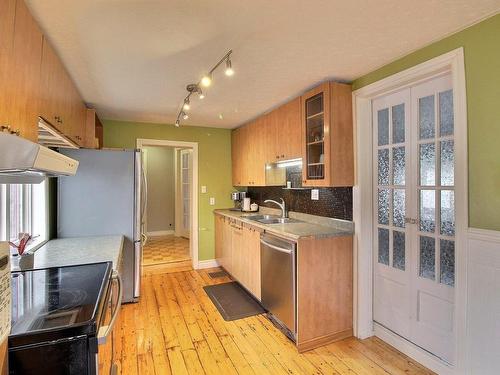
[215,214,261,300]
[296,235,353,352]
[215,212,353,352]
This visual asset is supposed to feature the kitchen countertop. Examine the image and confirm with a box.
[10,235,124,272]
[214,208,353,240]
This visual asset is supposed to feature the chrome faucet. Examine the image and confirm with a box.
[264,198,288,218]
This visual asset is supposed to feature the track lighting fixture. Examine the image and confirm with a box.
[174,50,233,127]
[225,58,234,76]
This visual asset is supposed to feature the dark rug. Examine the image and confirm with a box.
[203,282,265,321]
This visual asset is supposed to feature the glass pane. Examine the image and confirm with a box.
[419,236,436,280]
[393,231,405,271]
[378,108,389,146]
[392,103,405,143]
[419,94,435,139]
[306,93,323,116]
[420,190,436,233]
[439,90,454,136]
[378,228,389,265]
[393,189,405,228]
[9,184,23,242]
[440,239,455,286]
[440,140,454,186]
[378,189,390,225]
[441,190,455,236]
[392,146,405,185]
[182,168,188,182]
[378,149,389,185]
[420,143,436,186]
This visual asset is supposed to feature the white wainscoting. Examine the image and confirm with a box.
[196,259,219,269]
[147,230,174,236]
[467,228,500,374]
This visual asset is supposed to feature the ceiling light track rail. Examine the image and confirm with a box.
[175,49,234,127]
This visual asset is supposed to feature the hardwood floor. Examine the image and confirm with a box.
[143,235,190,266]
[104,267,435,375]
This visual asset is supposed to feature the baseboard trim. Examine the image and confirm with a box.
[147,230,174,236]
[196,259,219,269]
[374,323,453,375]
[297,329,353,353]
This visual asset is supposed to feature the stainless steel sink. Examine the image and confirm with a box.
[245,214,301,225]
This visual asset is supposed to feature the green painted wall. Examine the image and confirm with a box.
[353,14,500,231]
[103,120,234,260]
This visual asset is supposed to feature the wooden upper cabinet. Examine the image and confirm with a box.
[40,36,86,145]
[274,97,302,160]
[301,82,353,187]
[1,0,43,141]
[0,0,16,129]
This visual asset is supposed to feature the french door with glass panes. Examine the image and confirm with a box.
[180,149,192,238]
[373,74,455,365]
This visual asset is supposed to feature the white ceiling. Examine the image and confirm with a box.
[26,0,500,129]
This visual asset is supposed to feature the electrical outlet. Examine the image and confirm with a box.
[201,186,207,193]
[209,197,215,205]
[311,189,319,200]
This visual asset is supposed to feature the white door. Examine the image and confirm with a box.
[373,74,455,364]
[180,149,192,238]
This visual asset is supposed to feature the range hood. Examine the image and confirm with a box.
[0,132,79,184]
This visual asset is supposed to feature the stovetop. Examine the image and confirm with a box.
[9,262,112,347]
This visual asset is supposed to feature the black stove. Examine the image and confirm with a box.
[9,262,113,374]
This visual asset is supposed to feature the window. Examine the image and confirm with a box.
[0,180,49,252]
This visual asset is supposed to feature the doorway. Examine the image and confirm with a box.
[137,139,199,271]
[352,49,468,374]
[372,73,455,364]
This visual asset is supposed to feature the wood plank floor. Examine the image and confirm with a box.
[104,267,435,375]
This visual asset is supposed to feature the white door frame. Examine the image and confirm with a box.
[137,138,200,269]
[352,48,468,374]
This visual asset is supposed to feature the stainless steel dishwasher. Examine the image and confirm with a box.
[260,233,297,341]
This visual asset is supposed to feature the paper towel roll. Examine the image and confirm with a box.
[243,197,251,211]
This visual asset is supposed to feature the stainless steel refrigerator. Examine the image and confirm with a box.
[57,149,145,303]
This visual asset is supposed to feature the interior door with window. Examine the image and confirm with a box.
[180,149,192,238]
[373,74,455,364]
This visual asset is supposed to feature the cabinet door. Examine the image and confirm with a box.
[248,118,266,186]
[0,0,16,128]
[231,225,243,280]
[39,37,67,131]
[280,97,302,160]
[246,226,261,300]
[3,0,43,141]
[301,83,331,187]
[215,215,223,262]
[222,218,233,273]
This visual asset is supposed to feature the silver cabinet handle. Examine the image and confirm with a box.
[260,239,294,254]
[98,271,123,345]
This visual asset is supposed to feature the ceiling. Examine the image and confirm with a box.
[26,0,500,129]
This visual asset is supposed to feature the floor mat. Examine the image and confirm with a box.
[203,282,265,321]
[208,270,228,279]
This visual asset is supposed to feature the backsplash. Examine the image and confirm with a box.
[246,186,352,221]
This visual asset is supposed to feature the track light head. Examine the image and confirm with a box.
[225,58,234,76]
[201,74,212,87]
[182,111,189,120]
[175,120,180,127]
[198,88,205,99]
[183,97,190,110]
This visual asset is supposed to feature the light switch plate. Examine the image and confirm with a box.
[311,189,319,200]
[201,186,207,193]
[209,197,215,205]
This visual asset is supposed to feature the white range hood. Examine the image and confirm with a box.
[0,132,79,184]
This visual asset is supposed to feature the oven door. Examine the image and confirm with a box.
[96,271,123,375]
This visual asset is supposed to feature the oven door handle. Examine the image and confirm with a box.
[97,271,123,345]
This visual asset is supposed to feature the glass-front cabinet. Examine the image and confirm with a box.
[301,82,353,187]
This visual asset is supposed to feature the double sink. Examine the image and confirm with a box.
[244,214,302,225]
